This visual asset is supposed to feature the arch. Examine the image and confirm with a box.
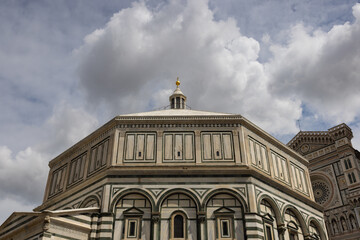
[157,188,201,211]
[330,218,339,235]
[202,188,248,212]
[110,188,155,212]
[79,195,101,208]
[348,214,357,230]
[308,217,327,240]
[170,210,188,239]
[258,194,283,226]
[282,205,309,236]
[339,216,348,232]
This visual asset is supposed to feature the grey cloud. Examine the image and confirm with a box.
[267,4,360,124]
[76,0,301,135]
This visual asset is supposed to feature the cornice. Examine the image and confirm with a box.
[36,166,323,212]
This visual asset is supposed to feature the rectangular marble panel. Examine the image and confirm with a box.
[255,143,261,167]
[203,134,212,160]
[102,140,108,166]
[136,134,145,160]
[96,144,103,168]
[175,134,183,160]
[261,147,269,172]
[249,139,256,165]
[89,148,96,172]
[213,134,222,160]
[281,157,288,182]
[184,134,193,160]
[223,134,233,160]
[271,153,279,178]
[300,169,308,193]
[291,165,297,187]
[125,135,135,160]
[146,134,155,160]
[164,134,173,160]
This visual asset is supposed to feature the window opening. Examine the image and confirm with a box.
[348,159,352,168]
[340,217,348,232]
[138,152,141,157]
[345,160,349,169]
[289,232,298,240]
[332,219,339,234]
[348,173,356,183]
[265,225,273,240]
[221,219,230,237]
[352,172,356,182]
[176,97,180,109]
[216,151,220,157]
[173,214,184,238]
[178,151,181,157]
[128,220,137,237]
[171,98,175,109]
[350,215,357,230]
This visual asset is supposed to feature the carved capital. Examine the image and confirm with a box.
[197,212,206,223]
[277,224,287,235]
[152,212,160,223]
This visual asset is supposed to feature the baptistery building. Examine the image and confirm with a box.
[0,82,327,240]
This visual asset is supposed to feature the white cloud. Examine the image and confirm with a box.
[0,103,98,224]
[41,102,99,155]
[76,0,301,134]
[0,146,48,205]
[267,3,360,125]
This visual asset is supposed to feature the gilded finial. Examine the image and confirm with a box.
[176,77,180,87]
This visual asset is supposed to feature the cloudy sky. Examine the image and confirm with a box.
[1,0,360,223]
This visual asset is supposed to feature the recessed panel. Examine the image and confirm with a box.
[164,134,173,160]
[223,134,232,160]
[203,134,212,160]
[136,134,145,160]
[175,134,183,160]
[213,134,222,159]
[184,134,194,160]
[146,134,155,160]
[125,135,135,160]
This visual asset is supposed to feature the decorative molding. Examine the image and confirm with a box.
[301,211,309,221]
[275,199,285,210]
[147,188,166,198]
[96,190,103,199]
[72,201,81,209]
[116,123,241,129]
[234,187,247,199]
[112,187,124,197]
[191,188,211,198]
[255,188,262,200]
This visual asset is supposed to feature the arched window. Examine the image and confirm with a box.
[171,212,186,239]
[309,221,320,239]
[340,217,348,232]
[260,199,275,240]
[176,97,180,109]
[285,209,301,240]
[331,219,339,235]
[348,172,357,184]
[349,214,357,230]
